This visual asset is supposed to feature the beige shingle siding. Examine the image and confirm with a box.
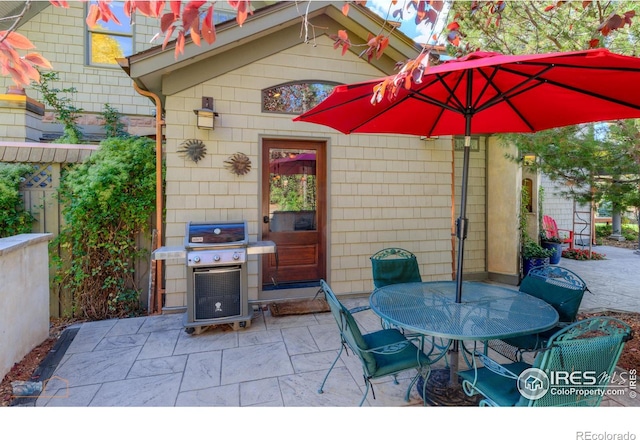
[161,36,487,307]
[1,3,157,119]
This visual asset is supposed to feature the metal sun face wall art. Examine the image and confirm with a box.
[178,139,207,163]
[224,152,252,175]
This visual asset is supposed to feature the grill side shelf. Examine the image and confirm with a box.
[152,246,187,261]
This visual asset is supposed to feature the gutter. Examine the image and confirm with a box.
[132,81,165,315]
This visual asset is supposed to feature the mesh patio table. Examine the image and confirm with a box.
[369,281,559,405]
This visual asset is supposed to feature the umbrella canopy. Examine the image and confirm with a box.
[270,152,316,176]
[294,48,640,303]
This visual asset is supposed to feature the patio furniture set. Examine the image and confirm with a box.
[318,248,633,407]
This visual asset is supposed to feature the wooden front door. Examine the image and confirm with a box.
[262,139,326,287]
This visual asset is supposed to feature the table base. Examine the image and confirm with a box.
[416,369,481,407]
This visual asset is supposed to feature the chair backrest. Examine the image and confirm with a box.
[518,316,632,407]
[320,280,377,374]
[542,215,560,240]
[519,266,588,323]
[370,248,421,288]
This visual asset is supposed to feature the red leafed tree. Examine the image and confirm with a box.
[0,0,253,88]
[1,1,637,90]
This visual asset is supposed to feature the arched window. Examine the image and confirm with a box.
[262,81,339,114]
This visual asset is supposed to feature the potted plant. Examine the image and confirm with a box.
[540,234,563,264]
[522,238,554,275]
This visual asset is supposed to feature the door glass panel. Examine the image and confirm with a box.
[268,149,317,232]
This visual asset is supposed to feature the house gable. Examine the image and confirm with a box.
[125,2,422,101]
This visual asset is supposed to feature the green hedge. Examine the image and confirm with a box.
[53,136,159,319]
[0,163,35,238]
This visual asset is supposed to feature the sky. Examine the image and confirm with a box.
[366,0,451,45]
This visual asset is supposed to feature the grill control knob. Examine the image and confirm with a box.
[233,252,240,260]
[213,254,221,262]
[193,256,201,263]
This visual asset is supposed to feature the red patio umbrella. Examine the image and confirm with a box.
[294,48,640,304]
[269,152,316,175]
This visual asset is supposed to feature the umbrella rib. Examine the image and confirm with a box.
[498,64,640,112]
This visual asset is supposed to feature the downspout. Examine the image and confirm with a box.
[133,82,164,315]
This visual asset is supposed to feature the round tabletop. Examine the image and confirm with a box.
[369,281,559,341]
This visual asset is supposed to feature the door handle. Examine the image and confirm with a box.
[263,216,270,223]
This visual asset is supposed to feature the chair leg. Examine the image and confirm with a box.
[318,344,344,394]
[359,378,372,406]
[405,366,430,405]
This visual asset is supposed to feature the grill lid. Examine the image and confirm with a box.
[185,221,248,248]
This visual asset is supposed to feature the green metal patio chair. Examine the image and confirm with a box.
[459,316,633,407]
[370,248,421,288]
[491,266,590,361]
[318,279,431,406]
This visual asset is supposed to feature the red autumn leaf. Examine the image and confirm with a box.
[21,60,41,82]
[24,53,53,69]
[342,3,350,16]
[338,29,348,41]
[182,3,201,30]
[447,21,460,31]
[162,25,176,49]
[582,1,592,8]
[589,38,600,48]
[48,1,69,7]
[190,13,201,46]
[152,0,167,16]
[6,64,30,87]
[98,1,121,25]
[175,31,185,59]
[1,32,35,50]
[624,10,635,25]
[86,4,100,28]
[229,0,253,27]
[0,42,21,65]
[377,37,389,59]
[201,6,216,44]
[123,1,133,17]
[161,12,176,33]
[544,5,555,12]
[133,1,154,17]
[170,0,182,17]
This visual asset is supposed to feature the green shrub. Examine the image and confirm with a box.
[52,136,159,319]
[0,164,35,238]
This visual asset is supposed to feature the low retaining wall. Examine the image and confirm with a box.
[0,233,52,380]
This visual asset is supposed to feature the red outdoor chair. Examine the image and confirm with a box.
[542,215,574,249]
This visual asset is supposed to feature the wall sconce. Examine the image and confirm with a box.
[523,154,537,166]
[194,96,219,130]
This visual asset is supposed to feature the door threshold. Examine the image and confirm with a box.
[262,280,321,291]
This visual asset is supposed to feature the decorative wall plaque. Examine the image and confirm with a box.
[178,139,207,163]
[224,152,252,176]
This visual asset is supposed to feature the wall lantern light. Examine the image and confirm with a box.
[523,154,537,166]
[194,96,219,130]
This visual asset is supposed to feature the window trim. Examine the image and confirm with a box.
[261,80,341,115]
[85,1,135,68]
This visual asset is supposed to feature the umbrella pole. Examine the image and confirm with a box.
[449,83,473,382]
[449,136,471,386]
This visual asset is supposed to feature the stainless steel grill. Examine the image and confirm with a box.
[184,221,252,334]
